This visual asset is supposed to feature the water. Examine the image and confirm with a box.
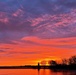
[0,69,76,75]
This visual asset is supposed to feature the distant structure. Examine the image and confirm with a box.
[38,62,40,66]
[38,62,40,69]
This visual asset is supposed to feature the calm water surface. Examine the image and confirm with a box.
[0,69,76,75]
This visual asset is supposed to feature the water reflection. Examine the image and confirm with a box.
[0,69,76,75]
[38,69,76,75]
[50,70,76,75]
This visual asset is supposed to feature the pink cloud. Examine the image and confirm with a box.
[13,9,24,17]
[21,36,76,47]
[0,12,9,23]
[29,9,76,36]
[0,18,9,23]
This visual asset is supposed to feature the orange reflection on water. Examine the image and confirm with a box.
[0,69,76,75]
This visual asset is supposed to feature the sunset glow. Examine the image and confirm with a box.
[0,0,76,66]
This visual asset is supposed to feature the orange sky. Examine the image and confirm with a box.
[0,37,76,66]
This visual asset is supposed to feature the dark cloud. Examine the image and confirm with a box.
[0,48,11,50]
[21,51,40,54]
[0,50,6,52]
[8,51,41,55]
[58,0,76,8]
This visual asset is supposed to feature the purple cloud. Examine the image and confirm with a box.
[0,0,76,44]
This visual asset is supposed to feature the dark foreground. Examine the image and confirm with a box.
[0,65,76,70]
[0,69,76,75]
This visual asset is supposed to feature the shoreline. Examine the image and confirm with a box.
[0,65,76,70]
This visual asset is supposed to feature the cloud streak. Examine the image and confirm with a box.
[0,0,76,65]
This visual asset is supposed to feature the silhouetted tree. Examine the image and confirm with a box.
[48,60,57,66]
[62,58,68,65]
[40,60,47,66]
[68,55,76,65]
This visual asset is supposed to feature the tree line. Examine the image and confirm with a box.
[49,55,76,66]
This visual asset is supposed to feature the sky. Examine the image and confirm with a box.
[0,0,76,66]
